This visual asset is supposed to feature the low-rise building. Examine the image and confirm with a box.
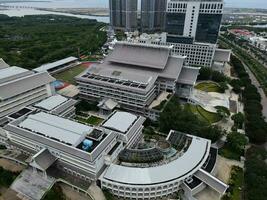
[2,107,228,199]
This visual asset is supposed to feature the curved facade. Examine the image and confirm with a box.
[100,134,211,199]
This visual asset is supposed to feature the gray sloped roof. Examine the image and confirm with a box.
[0,72,55,100]
[34,56,78,72]
[214,49,231,62]
[31,148,57,171]
[107,42,171,70]
[0,58,9,69]
[177,66,200,85]
[0,66,33,84]
[19,112,92,146]
[102,135,210,185]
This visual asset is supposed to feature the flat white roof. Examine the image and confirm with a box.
[34,95,68,111]
[19,112,92,146]
[102,136,210,185]
[102,111,137,133]
[0,66,29,80]
[34,56,78,72]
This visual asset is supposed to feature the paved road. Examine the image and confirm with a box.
[243,61,267,120]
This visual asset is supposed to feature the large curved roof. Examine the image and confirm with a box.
[102,135,210,185]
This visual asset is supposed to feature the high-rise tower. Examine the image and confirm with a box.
[109,0,138,31]
[141,0,166,32]
[165,0,224,43]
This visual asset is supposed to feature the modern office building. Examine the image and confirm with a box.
[75,42,199,117]
[109,0,138,31]
[141,0,166,32]
[165,0,224,44]
[0,63,55,121]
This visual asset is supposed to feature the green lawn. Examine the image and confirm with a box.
[75,115,104,126]
[195,82,222,93]
[222,166,244,200]
[186,104,222,124]
[87,116,104,126]
[54,65,87,85]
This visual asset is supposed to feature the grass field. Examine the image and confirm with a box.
[195,82,222,93]
[75,115,104,126]
[54,65,87,85]
[185,104,222,124]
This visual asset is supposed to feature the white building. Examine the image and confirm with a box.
[100,130,228,200]
[0,63,55,121]
[250,36,267,51]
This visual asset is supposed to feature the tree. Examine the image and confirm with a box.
[218,82,229,93]
[231,112,245,129]
[226,132,248,155]
[198,67,212,80]
[216,106,230,120]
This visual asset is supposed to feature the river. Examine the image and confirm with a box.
[0,8,110,23]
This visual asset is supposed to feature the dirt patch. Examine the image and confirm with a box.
[0,159,24,172]
[215,155,243,183]
[194,187,221,200]
[1,188,20,200]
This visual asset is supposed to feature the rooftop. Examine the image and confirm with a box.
[107,42,171,70]
[34,95,68,111]
[34,56,78,73]
[0,58,9,69]
[19,112,92,146]
[177,66,200,85]
[102,134,210,185]
[0,72,55,100]
[102,111,138,133]
[0,66,32,84]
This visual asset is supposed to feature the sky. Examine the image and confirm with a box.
[225,0,267,9]
[2,0,267,9]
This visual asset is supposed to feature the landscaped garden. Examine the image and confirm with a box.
[75,115,104,126]
[185,104,222,124]
[53,64,88,85]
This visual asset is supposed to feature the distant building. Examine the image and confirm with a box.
[141,0,166,32]
[165,0,224,44]
[0,62,55,121]
[109,0,138,31]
